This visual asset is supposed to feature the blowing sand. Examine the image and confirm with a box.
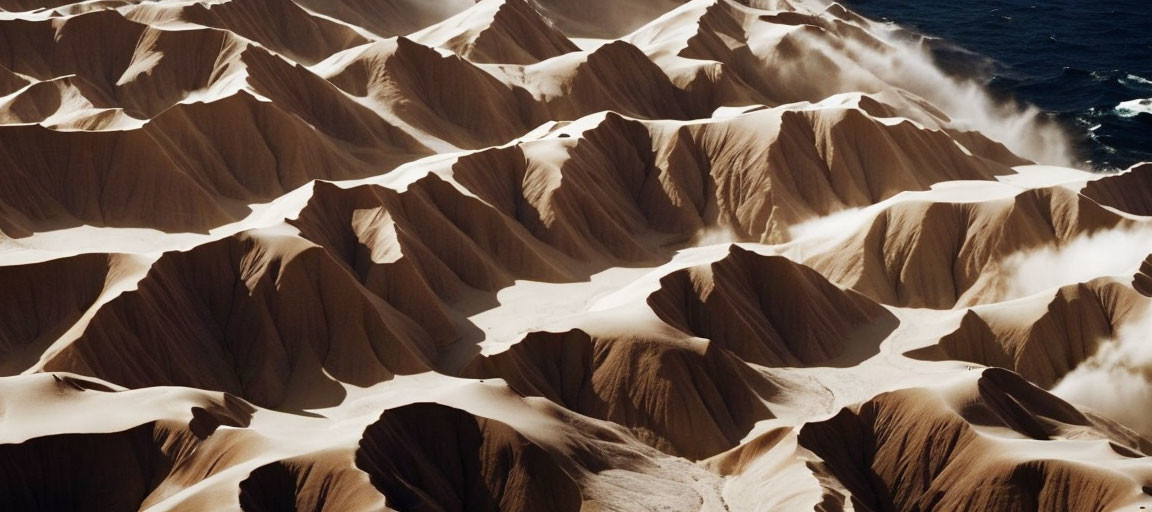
[1,0,1151,510]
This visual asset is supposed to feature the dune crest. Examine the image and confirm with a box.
[2,0,1151,510]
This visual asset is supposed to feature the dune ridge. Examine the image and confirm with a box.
[2,0,1151,510]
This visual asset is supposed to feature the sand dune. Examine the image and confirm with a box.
[914,279,1150,387]
[464,328,774,460]
[1083,163,1152,216]
[799,184,1133,308]
[646,245,896,367]
[411,0,578,65]
[798,369,1151,511]
[124,0,369,65]
[2,0,1151,510]
[356,402,583,511]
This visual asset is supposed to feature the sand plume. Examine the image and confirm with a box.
[1,0,1151,509]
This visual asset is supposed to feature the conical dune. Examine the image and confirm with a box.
[463,328,774,460]
[519,40,698,121]
[411,0,579,65]
[318,37,531,148]
[801,185,1132,308]
[37,232,437,409]
[123,0,369,65]
[2,0,1151,510]
[289,0,474,37]
[647,245,896,366]
[798,369,1150,511]
[355,402,583,511]
[915,279,1150,387]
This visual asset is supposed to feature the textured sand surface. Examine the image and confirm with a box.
[2,0,1151,510]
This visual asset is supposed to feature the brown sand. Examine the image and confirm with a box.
[2,0,1151,510]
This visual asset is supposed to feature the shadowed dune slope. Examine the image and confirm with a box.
[412,0,579,65]
[2,0,1152,509]
[803,186,1131,308]
[798,369,1151,511]
[124,0,369,65]
[0,424,171,512]
[1082,163,1152,216]
[463,329,774,460]
[355,403,583,512]
[0,254,113,374]
[238,453,387,512]
[913,280,1151,387]
[40,233,437,409]
[647,245,896,366]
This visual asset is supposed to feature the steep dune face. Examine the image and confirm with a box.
[0,78,431,235]
[640,104,1016,241]
[647,245,895,366]
[123,0,369,65]
[0,93,372,234]
[39,233,436,409]
[798,369,1150,511]
[918,280,1151,387]
[355,402,583,511]
[0,423,170,511]
[802,185,1133,308]
[412,0,579,65]
[0,75,122,127]
[518,40,700,121]
[3,0,1152,510]
[238,455,386,512]
[1137,255,1152,297]
[0,11,250,118]
[0,254,112,373]
[0,65,31,96]
[463,329,773,460]
[320,37,531,148]
[1082,163,1152,216]
[292,176,591,292]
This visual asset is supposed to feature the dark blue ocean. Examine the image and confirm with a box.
[843,0,1152,170]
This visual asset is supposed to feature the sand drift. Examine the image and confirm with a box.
[1,0,1152,510]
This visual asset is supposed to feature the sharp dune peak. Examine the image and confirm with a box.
[410,0,579,65]
[2,0,1152,511]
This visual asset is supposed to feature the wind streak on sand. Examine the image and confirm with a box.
[0,0,1151,510]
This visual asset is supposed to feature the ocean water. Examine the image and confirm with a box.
[842,0,1152,170]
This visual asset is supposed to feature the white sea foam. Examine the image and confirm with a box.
[1115,98,1152,118]
[1121,74,1152,87]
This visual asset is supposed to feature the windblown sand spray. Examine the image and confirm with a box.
[1000,225,1152,434]
[1053,312,1152,437]
[786,207,865,242]
[791,2,1079,166]
[1002,226,1152,299]
[3,0,1152,509]
[692,224,741,245]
